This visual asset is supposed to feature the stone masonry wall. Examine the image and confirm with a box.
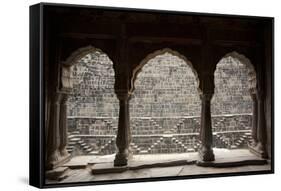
[130,52,201,117]
[67,51,119,117]
[211,56,253,115]
[67,52,252,120]
[66,51,253,155]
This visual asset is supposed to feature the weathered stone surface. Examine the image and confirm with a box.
[45,166,69,181]
[212,56,253,115]
[66,52,254,156]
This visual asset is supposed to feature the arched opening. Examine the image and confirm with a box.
[65,48,119,156]
[130,49,201,155]
[211,52,256,151]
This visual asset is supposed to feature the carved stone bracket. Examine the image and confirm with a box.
[60,65,73,92]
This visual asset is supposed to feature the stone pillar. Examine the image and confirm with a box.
[46,92,71,170]
[256,90,268,157]
[46,93,62,170]
[114,91,131,166]
[59,93,70,158]
[198,93,215,161]
[250,92,258,145]
[249,90,268,158]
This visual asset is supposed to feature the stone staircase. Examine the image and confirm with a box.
[172,118,200,134]
[130,142,142,154]
[214,133,230,148]
[213,131,252,149]
[232,132,252,148]
[67,115,253,155]
[144,135,199,154]
[67,131,94,154]
[95,137,116,155]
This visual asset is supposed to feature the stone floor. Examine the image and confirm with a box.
[46,149,271,184]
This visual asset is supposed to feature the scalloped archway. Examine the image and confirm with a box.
[64,47,119,156]
[130,48,201,94]
[211,51,257,150]
[129,49,202,154]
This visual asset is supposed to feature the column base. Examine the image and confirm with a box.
[248,142,268,159]
[60,147,70,157]
[45,166,69,181]
[46,150,71,170]
[198,146,215,162]
[114,151,129,166]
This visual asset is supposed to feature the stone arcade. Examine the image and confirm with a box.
[41,5,273,182]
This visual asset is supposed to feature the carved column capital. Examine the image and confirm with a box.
[60,65,73,92]
[256,90,265,101]
[200,93,213,102]
[52,92,62,104]
[115,90,131,101]
[60,93,69,104]
[52,91,70,105]
[250,92,257,101]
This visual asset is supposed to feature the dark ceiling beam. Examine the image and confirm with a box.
[128,36,202,45]
[58,33,117,40]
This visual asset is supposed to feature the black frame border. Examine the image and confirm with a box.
[29,2,274,188]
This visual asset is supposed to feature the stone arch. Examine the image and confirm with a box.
[211,51,257,149]
[216,51,257,93]
[63,45,115,67]
[60,45,116,91]
[130,48,201,94]
[129,49,202,154]
[63,46,119,156]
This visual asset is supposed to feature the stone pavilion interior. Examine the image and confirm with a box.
[39,4,273,185]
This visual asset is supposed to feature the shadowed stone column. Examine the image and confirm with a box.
[199,93,215,161]
[249,90,268,158]
[59,93,70,158]
[256,90,268,158]
[250,92,258,145]
[114,91,132,166]
[46,93,62,170]
[46,92,71,170]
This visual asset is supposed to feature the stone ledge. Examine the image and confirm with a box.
[91,159,197,175]
[196,159,267,168]
[248,144,268,159]
[92,164,128,174]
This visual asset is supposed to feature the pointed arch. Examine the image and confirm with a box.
[63,45,115,67]
[211,51,257,150]
[216,51,257,93]
[130,48,201,94]
[129,49,202,154]
[65,46,119,156]
[60,45,115,91]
